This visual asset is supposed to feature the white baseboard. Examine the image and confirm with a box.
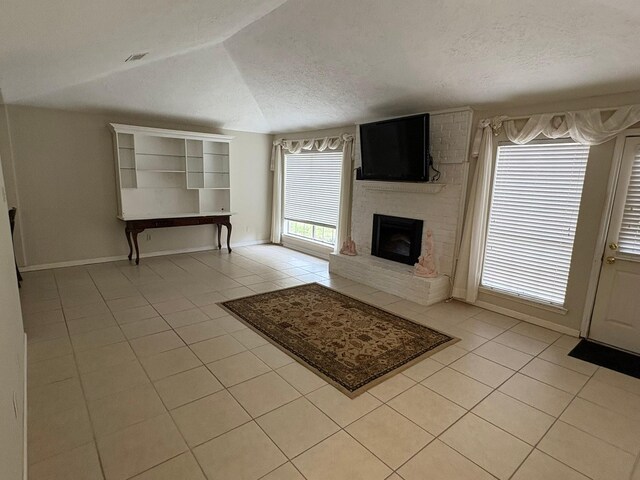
[473,300,580,337]
[19,239,269,272]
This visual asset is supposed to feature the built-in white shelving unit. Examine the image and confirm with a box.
[109,124,234,219]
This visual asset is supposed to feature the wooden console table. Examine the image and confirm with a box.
[120,214,232,265]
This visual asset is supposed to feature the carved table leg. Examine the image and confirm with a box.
[131,229,142,265]
[217,224,222,250]
[226,222,232,253]
[125,226,133,261]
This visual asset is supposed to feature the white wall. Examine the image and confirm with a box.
[0,149,26,479]
[0,105,273,268]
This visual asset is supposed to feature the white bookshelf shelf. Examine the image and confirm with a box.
[110,124,234,218]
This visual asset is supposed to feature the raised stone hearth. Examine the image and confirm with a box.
[329,253,450,306]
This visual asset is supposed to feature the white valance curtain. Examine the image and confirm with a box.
[270,134,355,253]
[453,104,640,303]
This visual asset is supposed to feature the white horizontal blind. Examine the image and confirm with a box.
[481,142,589,305]
[284,151,343,228]
[618,147,640,256]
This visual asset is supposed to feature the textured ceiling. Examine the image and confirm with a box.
[3,0,640,133]
[20,44,271,133]
[0,0,287,102]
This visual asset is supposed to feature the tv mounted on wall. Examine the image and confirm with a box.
[359,113,430,182]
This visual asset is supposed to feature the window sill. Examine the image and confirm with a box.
[478,286,568,315]
[281,234,334,259]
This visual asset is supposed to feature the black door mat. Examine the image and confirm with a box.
[569,339,640,380]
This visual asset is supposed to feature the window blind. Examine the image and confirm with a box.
[481,142,589,305]
[284,151,343,228]
[619,147,640,256]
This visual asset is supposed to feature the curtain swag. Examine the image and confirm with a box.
[453,104,640,304]
[481,104,640,148]
[269,134,355,253]
[270,134,354,171]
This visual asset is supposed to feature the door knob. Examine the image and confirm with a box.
[606,256,616,264]
[609,243,618,250]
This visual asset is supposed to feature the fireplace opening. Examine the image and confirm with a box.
[371,214,423,265]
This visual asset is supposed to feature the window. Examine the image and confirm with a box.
[285,220,337,245]
[618,147,640,256]
[481,141,590,305]
[283,151,342,246]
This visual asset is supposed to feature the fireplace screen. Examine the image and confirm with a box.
[371,214,424,265]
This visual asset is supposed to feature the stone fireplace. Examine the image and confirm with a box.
[328,108,473,306]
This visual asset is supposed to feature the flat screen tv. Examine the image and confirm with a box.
[359,113,430,182]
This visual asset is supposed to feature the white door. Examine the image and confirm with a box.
[590,136,640,354]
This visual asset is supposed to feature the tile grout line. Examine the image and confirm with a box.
[450,331,640,478]
[54,267,110,480]
[207,365,295,479]
[89,260,212,480]
[85,264,191,479]
[388,367,517,477]
[117,266,321,477]
[84,266,160,451]
[387,334,589,478]
[503,363,601,480]
[469,334,602,479]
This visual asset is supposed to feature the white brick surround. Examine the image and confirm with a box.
[329,108,473,305]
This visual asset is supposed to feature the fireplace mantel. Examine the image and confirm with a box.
[356,180,446,194]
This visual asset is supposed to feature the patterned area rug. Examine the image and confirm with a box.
[220,283,458,398]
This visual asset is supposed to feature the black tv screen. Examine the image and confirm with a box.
[359,113,429,182]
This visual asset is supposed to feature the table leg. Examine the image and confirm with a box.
[217,224,222,250]
[125,227,133,261]
[226,223,232,253]
[132,229,141,265]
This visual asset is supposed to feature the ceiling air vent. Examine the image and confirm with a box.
[125,52,148,62]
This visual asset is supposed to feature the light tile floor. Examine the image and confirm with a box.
[21,245,640,480]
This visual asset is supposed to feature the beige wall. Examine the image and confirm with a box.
[0,105,273,267]
[0,105,24,264]
[0,150,26,479]
[472,90,640,332]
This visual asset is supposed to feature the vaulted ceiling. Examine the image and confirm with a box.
[2,0,640,133]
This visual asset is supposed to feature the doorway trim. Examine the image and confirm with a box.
[580,128,640,337]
